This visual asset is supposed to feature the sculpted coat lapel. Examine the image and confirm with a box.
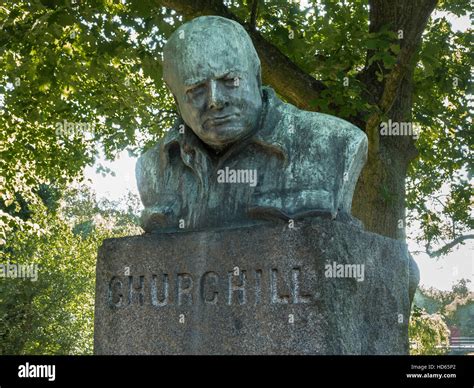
[137,87,367,231]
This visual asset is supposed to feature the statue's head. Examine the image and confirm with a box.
[163,16,263,151]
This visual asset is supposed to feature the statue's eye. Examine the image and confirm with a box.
[187,84,205,97]
[223,76,240,87]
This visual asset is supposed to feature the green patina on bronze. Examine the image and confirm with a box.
[136,16,368,232]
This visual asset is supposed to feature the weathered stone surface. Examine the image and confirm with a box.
[94,218,418,355]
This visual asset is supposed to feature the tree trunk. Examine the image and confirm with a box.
[353,0,436,239]
[353,62,418,240]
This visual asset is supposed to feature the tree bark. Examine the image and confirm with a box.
[353,0,437,239]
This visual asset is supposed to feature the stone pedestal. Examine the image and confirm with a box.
[94,219,418,355]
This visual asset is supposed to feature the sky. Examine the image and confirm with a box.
[84,10,473,292]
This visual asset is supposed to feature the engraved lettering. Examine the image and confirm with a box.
[151,273,169,307]
[108,276,125,307]
[107,266,316,308]
[201,271,219,304]
[177,273,194,305]
[228,270,246,305]
[128,275,145,306]
[270,269,290,304]
[255,269,262,305]
[291,268,312,303]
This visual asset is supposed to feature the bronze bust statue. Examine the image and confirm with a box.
[136,16,367,232]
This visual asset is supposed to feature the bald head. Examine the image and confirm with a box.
[162,16,263,152]
[163,16,261,93]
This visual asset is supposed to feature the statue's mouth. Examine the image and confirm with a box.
[204,114,237,127]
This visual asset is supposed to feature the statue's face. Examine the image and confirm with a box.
[167,56,263,151]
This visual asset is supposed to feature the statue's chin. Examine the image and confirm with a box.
[201,124,249,147]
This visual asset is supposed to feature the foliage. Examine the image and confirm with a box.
[420,279,473,314]
[0,185,141,354]
[451,278,471,299]
[409,280,473,354]
[0,0,175,244]
[0,0,471,254]
[409,305,450,355]
[406,12,473,253]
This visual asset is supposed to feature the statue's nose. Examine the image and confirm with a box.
[207,79,227,110]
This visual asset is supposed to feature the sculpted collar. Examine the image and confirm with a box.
[161,86,288,172]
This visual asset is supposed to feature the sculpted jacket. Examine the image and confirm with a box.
[136,87,368,232]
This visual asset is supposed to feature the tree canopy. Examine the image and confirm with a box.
[0,0,472,254]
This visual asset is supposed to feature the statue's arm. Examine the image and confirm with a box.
[247,113,367,225]
[338,121,368,214]
[136,144,179,232]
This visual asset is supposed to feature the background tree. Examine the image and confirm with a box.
[0,185,140,354]
[0,1,471,250]
[409,305,450,355]
[411,279,474,355]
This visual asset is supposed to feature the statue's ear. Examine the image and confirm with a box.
[163,77,182,117]
[172,94,182,117]
[256,71,263,98]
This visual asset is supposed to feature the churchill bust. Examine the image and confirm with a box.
[136,16,368,232]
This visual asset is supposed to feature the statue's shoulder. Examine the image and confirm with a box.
[137,130,180,171]
[272,98,367,157]
[272,101,368,214]
[137,141,161,170]
[290,105,365,142]
[263,86,366,148]
[136,131,181,208]
[135,129,187,229]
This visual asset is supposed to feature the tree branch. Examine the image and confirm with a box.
[250,0,258,32]
[427,234,474,258]
[154,0,327,111]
